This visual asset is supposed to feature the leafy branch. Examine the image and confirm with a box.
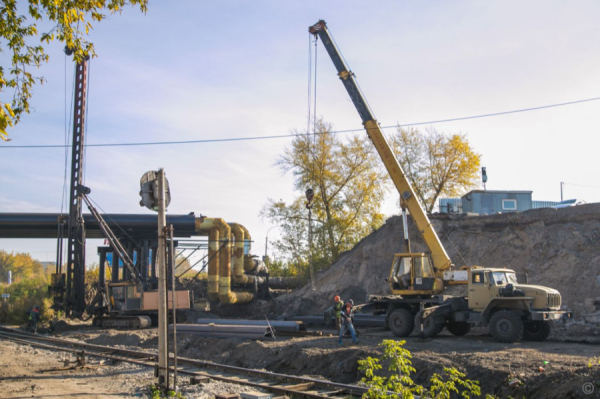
[0,0,148,141]
[358,339,497,399]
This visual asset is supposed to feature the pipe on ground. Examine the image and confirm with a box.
[267,276,304,289]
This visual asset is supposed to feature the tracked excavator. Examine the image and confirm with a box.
[310,20,570,342]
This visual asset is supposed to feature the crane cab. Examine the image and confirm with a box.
[388,253,445,296]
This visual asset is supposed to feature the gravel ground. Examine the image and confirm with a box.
[0,335,261,399]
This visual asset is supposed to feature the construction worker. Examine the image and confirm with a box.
[29,305,40,333]
[338,299,359,345]
[333,295,344,331]
[401,271,411,289]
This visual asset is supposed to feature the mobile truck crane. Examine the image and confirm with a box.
[309,20,570,342]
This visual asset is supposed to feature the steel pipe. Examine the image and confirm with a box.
[171,324,271,340]
[0,213,197,239]
[195,319,304,332]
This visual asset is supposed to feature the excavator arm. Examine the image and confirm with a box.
[309,20,452,273]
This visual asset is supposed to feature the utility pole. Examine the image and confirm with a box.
[139,169,172,392]
[264,226,277,265]
[168,224,178,391]
[560,182,564,201]
[156,168,169,390]
[481,167,487,191]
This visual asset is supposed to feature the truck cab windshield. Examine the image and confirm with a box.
[491,272,518,286]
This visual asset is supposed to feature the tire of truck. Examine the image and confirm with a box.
[414,311,444,338]
[388,308,414,337]
[489,309,524,343]
[523,320,552,341]
[446,321,471,336]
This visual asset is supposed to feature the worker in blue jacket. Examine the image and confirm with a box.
[338,299,359,345]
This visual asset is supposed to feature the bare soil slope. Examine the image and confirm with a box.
[265,203,600,322]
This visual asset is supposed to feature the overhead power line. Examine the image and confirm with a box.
[395,96,600,128]
[563,182,600,189]
[2,96,600,149]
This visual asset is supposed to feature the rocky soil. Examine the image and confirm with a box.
[0,325,263,399]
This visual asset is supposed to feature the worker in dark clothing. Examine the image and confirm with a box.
[333,295,343,331]
[338,299,359,345]
[29,305,40,333]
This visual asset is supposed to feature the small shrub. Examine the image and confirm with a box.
[148,384,185,399]
[358,339,495,399]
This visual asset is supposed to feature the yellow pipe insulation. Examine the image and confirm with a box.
[195,217,254,304]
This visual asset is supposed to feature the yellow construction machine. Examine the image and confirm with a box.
[310,20,571,342]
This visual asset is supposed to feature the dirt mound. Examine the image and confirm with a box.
[262,203,600,322]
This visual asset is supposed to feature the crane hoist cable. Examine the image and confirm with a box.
[82,193,142,284]
[82,59,91,187]
[87,196,139,245]
[307,31,318,291]
[307,32,313,140]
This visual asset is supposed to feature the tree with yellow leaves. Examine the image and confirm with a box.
[262,119,387,277]
[0,0,148,141]
[390,127,481,213]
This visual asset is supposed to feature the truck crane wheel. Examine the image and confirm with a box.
[388,308,414,337]
[446,321,471,336]
[523,320,552,341]
[414,311,444,338]
[489,309,524,343]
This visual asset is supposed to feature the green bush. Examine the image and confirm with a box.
[358,339,496,399]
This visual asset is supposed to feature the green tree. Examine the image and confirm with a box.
[390,127,481,213]
[0,0,148,141]
[262,119,387,276]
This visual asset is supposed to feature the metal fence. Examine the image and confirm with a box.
[532,200,559,209]
[439,198,558,213]
[438,198,463,214]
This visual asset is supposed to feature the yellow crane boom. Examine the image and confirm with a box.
[309,20,452,273]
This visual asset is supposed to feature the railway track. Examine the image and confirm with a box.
[0,326,368,398]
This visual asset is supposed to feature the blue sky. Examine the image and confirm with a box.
[1,1,600,264]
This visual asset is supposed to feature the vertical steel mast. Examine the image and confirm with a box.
[65,54,89,317]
